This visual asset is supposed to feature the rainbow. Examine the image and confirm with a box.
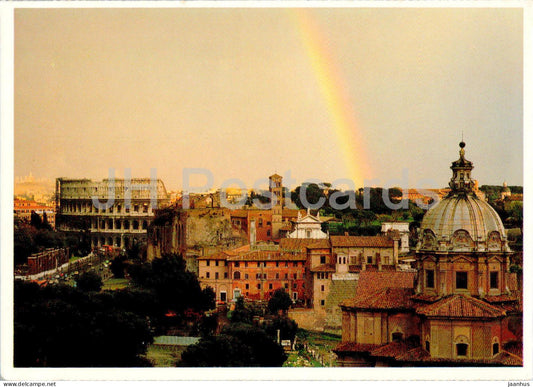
[290,9,371,188]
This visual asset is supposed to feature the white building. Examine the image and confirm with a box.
[288,209,328,239]
[381,222,410,254]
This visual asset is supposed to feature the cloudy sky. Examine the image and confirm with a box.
[14,7,523,191]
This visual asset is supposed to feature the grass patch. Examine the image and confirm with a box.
[295,329,341,367]
[145,345,184,367]
[102,277,130,290]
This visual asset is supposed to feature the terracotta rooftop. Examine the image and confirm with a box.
[492,351,523,366]
[230,209,248,218]
[342,287,415,310]
[330,235,394,248]
[198,251,230,261]
[484,294,519,303]
[279,238,319,251]
[306,239,331,249]
[394,346,431,362]
[226,250,306,262]
[366,343,522,366]
[353,271,415,298]
[416,294,507,319]
[310,264,336,273]
[282,209,306,218]
[410,294,442,303]
[369,342,411,358]
[333,342,379,353]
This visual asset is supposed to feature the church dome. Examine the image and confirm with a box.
[418,142,509,253]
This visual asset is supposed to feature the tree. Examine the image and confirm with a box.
[268,288,293,314]
[76,270,103,292]
[110,255,127,278]
[264,316,298,342]
[179,323,287,367]
[128,254,215,315]
[41,212,53,231]
[30,211,42,229]
[14,281,153,367]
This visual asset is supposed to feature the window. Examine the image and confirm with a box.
[267,230,271,236]
[215,272,219,280]
[284,273,288,279]
[258,219,263,227]
[367,256,372,264]
[207,261,210,267]
[276,273,279,279]
[206,272,210,279]
[245,283,249,289]
[276,262,279,267]
[425,341,430,353]
[257,262,260,268]
[456,271,468,289]
[220,292,227,302]
[234,271,241,280]
[426,270,435,288]
[224,273,228,279]
[216,261,219,267]
[321,285,325,292]
[245,262,248,268]
[293,262,297,267]
[456,343,468,357]
[269,283,273,290]
[490,271,499,289]
[293,273,297,279]
[234,262,240,268]
[285,262,288,268]
[392,332,403,342]
[267,221,271,226]
[343,257,346,264]
[284,283,288,289]
[306,230,311,238]
[493,343,499,355]
[320,300,325,306]
[293,283,297,289]
[245,274,249,280]
[134,205,139,212]
[257,284,261,290]
[320,256,326,264]
[263,273,267,279]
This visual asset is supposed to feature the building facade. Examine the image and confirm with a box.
[56,178,169,249]
[198,245,307,303]
[334,142,522,366]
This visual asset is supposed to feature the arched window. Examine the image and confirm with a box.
[142,221,148,230]
[133,220,139,229]
[392,332,403,342]
[493,343,499,355]
[233,271,241,280]
[456,343,468,357]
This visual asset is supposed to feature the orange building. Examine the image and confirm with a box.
[198,245,307,304]
[14,198,56,229]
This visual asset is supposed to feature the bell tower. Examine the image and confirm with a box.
[269,173,283,239]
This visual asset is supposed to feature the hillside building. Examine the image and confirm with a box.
[334,142,522,366]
